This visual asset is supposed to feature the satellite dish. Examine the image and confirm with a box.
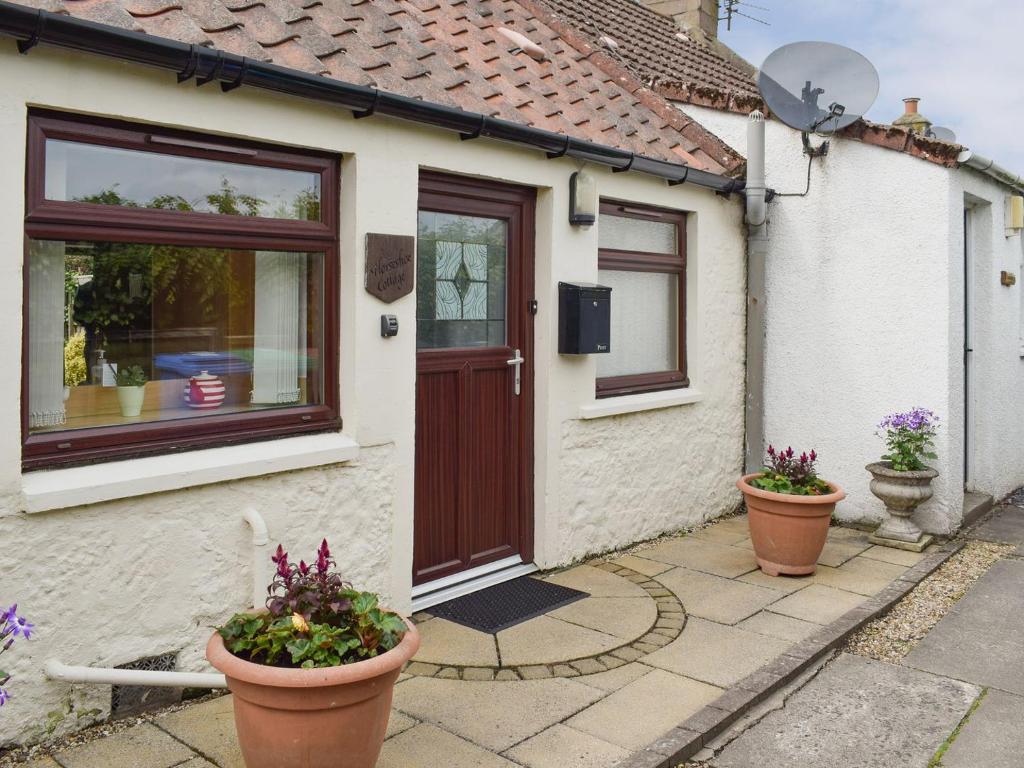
[758,42,880,134]
[929,126,957,143]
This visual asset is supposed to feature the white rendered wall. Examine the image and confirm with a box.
[955,168,1024,502]
[0,48,746,743]
[682,103,963,534]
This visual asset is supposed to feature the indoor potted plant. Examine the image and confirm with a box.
[206,539,419,768]
[866,408,939,552]
[63,328,88,401]
[115,364,148,417]
[737,446,845,576]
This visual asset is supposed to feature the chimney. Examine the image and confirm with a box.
[640,0,719,41]
[893,97,932,134]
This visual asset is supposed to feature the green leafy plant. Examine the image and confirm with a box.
[218,540,406,669]
[751,445,831,496]
[115,365,147,388]
[63,329,88,388]
[878,408,939,471]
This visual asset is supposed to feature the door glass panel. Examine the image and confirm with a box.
[417,211,507,349]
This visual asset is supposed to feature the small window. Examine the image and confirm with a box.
[23,112,339,469]
[596,201,687,398]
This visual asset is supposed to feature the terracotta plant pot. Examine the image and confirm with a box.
[206,618,420,768]
[737,473,846,576]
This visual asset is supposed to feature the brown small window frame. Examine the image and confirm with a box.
[596,199,688,399]
[22,110,341,470]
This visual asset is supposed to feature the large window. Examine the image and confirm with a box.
[23,112,339,469]
[596,201,687,398]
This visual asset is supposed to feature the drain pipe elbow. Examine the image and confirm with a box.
[242,508,270,610]
[745,111,767,227]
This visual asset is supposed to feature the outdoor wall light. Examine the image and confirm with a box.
[569,170,597,227]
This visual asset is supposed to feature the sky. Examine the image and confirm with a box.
[717,0,1024,171]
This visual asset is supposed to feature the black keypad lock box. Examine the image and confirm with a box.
[558,282,611,355]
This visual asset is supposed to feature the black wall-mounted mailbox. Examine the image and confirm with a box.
[559,282,611,355]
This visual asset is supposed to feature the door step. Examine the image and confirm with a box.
[963,491,994,528]
[411,556,538,612]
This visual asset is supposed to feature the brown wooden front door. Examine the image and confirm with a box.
[413,173,535,586]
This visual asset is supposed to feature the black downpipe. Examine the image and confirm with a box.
[0,1,744,195]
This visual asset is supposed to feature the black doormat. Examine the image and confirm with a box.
[428,576,589,633]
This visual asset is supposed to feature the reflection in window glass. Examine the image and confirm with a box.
[416,211,507,349]
[596,269,678,378]
[27,239,324,434]
[44,140,321,221]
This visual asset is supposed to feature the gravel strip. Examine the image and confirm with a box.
[844,540,1014,664]
[0,690,227,766]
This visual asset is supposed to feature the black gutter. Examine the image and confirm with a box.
[0,2,744,195]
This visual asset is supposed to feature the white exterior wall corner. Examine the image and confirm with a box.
[0,46,746,744]
[680,103,964,535]
[955,166,1024,502]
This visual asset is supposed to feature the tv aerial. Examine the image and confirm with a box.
[758,41,879,157]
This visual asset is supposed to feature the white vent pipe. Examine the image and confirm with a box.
[744,110,769,471]
[745,111,767,226]
[43,509,271,689]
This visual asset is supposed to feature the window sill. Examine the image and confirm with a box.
[578,388,703,420]
[20,432,360,514]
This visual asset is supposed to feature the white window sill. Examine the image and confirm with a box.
[578,388,703,420]
[21,432,360,514]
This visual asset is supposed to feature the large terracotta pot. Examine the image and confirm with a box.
[737,473,846,576]
[206,618,420,768]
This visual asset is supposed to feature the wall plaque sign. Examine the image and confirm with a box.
[365,233,415,303]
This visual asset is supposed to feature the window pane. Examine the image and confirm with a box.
[28,239,324,434]
[599,213,678,254]
[596,269,678,378]
[44,140,321,221]
[416,211,507,349]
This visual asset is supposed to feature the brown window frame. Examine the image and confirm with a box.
[22,111,341,470]
[596,200,688,399]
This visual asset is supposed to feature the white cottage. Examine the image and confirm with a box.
[0,0,750,743]
[541,0,1024,535]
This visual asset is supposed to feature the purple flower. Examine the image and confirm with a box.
[2,606,32,640]
[0,688,10,706]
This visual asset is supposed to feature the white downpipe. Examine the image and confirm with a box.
[45,659,227,689]
[242,507,270,610]
[44,509,270,689]
[744,110,769,472]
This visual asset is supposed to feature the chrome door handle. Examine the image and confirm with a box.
[506,348,524,396]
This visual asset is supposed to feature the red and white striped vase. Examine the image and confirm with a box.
[184,370,225,410]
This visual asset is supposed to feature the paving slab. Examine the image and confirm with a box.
[969,505,1024,544]
[817,539,872,568]
[392,676,604,752]
[386,710,419,739]
[643,617,791,687]
[566,669,721,750]
[611,554,673,577]
[735,568,812,594]
[377,724,518,768]
[714,653,980,768]
[55,723,196,768]
[543,565,647,598]
[808,556,908,596]
[156,694,242,768]
[942,689,1024,768]
[573,662,653,692]
[547,596,657,640]
[497,615,622,666]
[768,584,865,625]
[637,539,758,578]
[858,544,929,566]
[413,617,499,667]
[502,723,631,768]
[689,526,749,545]
[657,567,780,624]
[738,610,821,642]
[905,558,1024,694]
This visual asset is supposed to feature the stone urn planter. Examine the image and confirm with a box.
[737,473,846,576]
[206,619,420,768]
[866,462,936,552]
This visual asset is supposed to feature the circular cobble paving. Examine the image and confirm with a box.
[402,560,686,681]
